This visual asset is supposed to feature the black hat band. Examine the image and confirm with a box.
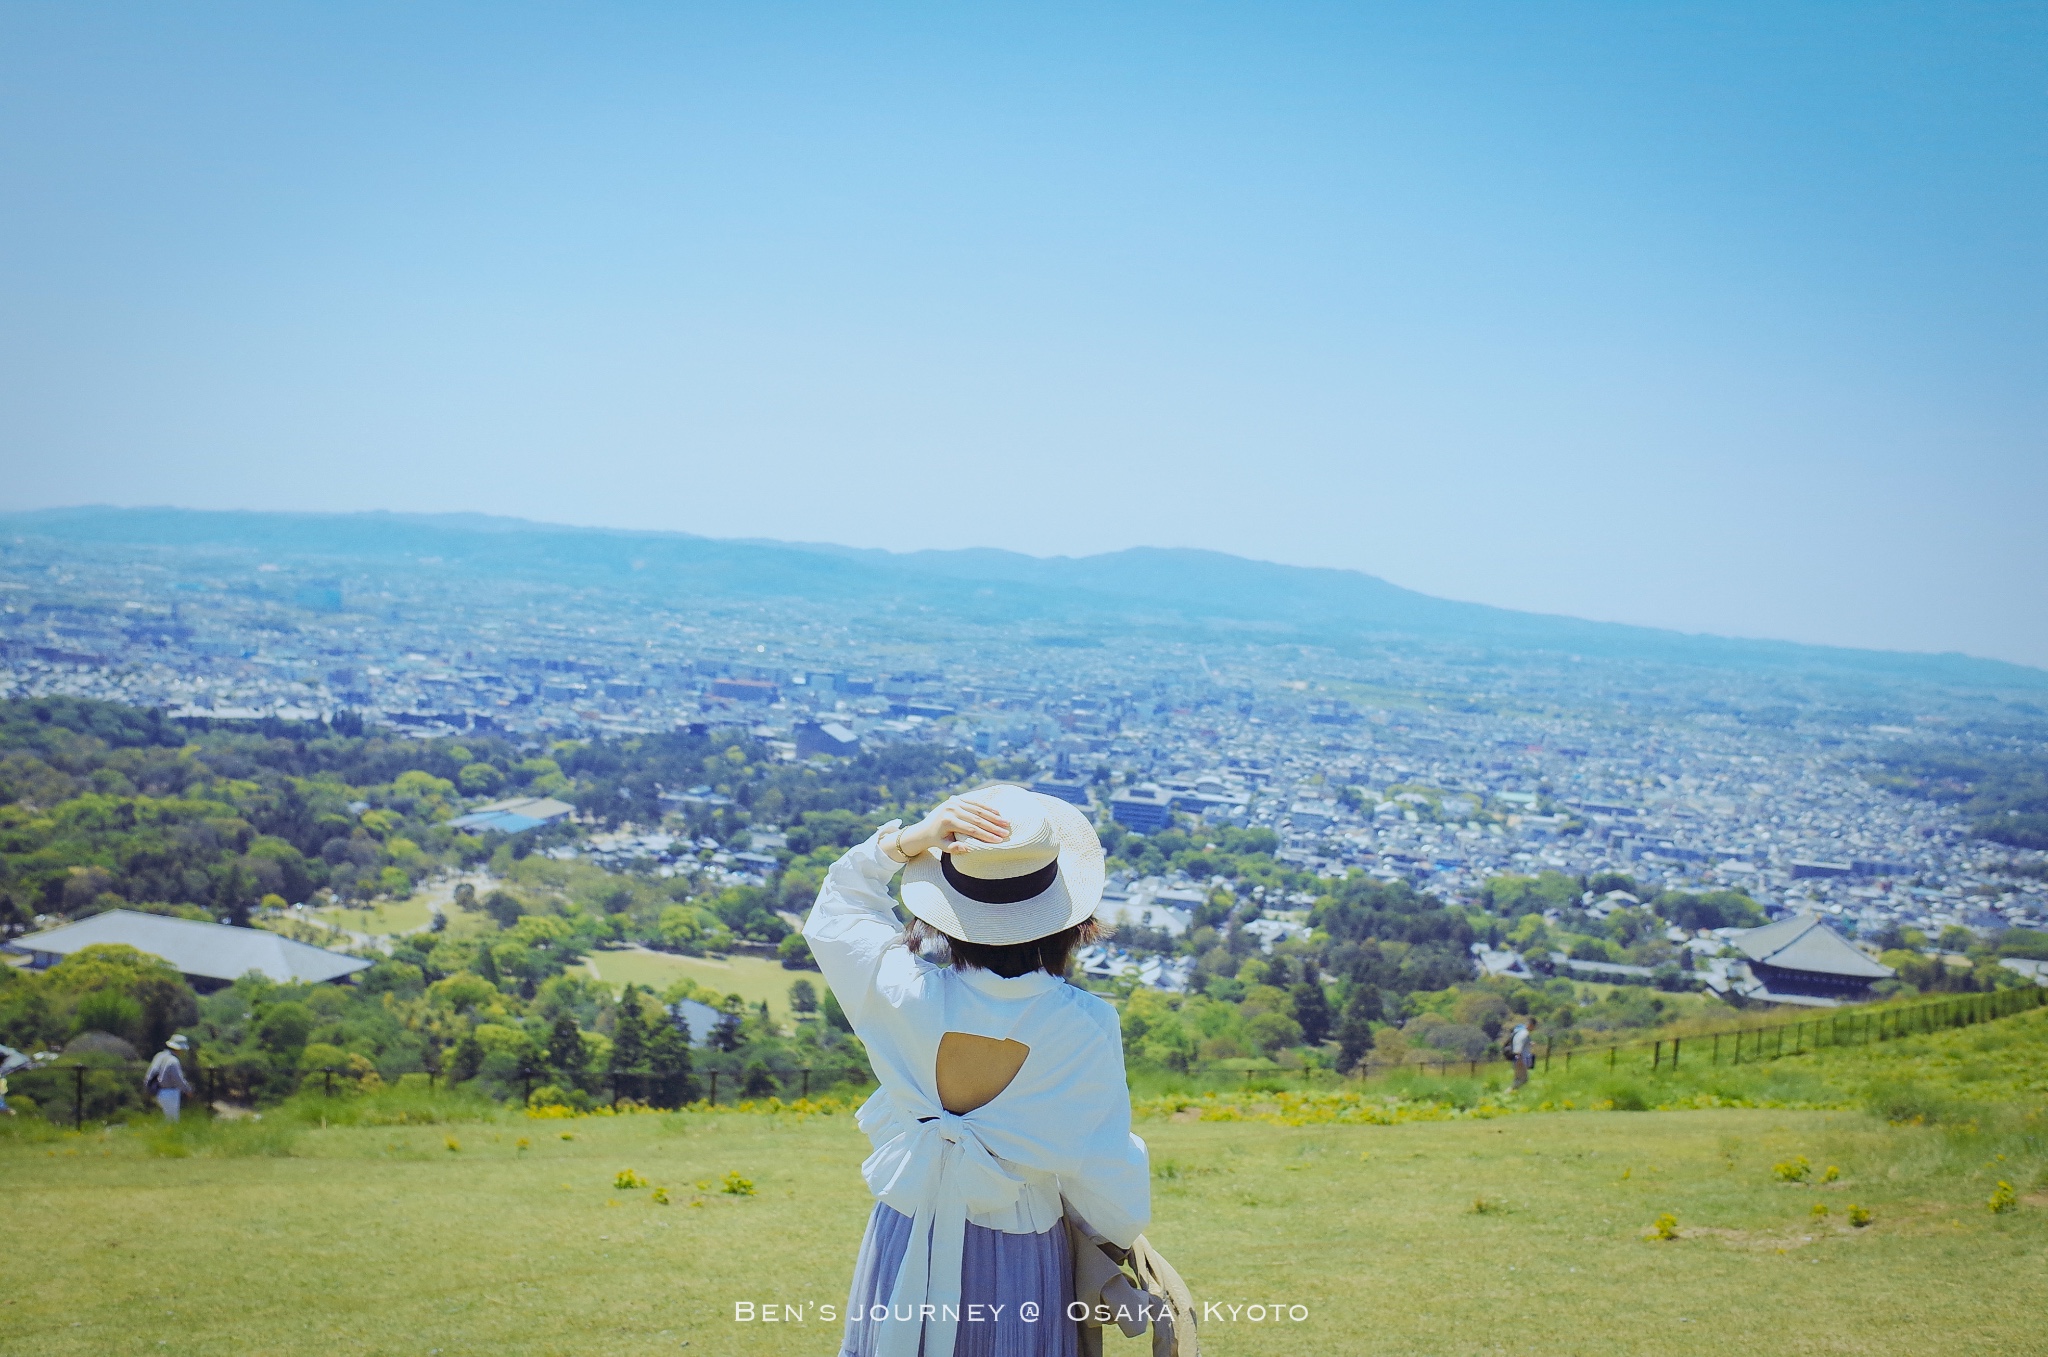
[940,852,1060,905]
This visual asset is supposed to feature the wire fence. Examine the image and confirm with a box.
[1237,983,2048,1087]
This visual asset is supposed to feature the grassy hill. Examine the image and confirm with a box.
[4,1005,2043,1356]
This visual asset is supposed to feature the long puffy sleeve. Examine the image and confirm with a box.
[803,822,916,1031]
[1055,1006,1152,1248]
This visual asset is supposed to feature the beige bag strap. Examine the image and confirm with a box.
[1065,1207,1199,1357]
[1128,1236,1199,1357]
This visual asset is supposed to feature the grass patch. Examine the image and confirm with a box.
[3,1105,2044,1355]
[573,949,803,1023]
[1515,1006,2048,1114]
[307,895,435,937]
[275,1079,507,1128]
[140,1115,301,1159]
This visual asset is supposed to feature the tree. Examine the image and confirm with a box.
[788,978,818,1015]
[482,890,524,929]
[742,1058,776,1098]
[1335,989,1377,1074]
[458,761,504,795]
[647,1018,699,1106]
[1247,1010,1303,1055]
[256,1002,314,1055]
[547,1010,586,1086]
[37,944,198,1051]
[453,882,478,913]
[475,942,501,987]
[821,988,852,1033]
[609,984,649,1095]
[449,1031,484,1083]
[1292,981,1332,1047]
[711,998,744,1052]
[223,861,256,927]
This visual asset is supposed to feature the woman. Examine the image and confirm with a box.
[805,783,1150,1357]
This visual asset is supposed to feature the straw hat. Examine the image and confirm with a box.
[900,783,1106,946]
[166,1035,190,1051]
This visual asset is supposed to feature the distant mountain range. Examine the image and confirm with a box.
[4,505,2043,692]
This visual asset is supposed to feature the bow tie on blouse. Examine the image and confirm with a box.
[861,1108,1029,1357]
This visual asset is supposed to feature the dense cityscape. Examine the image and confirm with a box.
[5,520,2043,1003]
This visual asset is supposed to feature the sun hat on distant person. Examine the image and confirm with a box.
[166,1035,190,1050]
[899,783,1106,946]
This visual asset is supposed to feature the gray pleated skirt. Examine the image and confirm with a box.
[839,1202,1077,1357]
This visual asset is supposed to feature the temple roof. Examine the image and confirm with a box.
[1732,914,1895,980]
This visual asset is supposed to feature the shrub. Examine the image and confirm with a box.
[1773,1156,1812,1183]
[720,1171,756,1196]
[1847,1204,1873,1227]
[1811,1201,1830,1220]
[1651,1212,1679,1241]
[1988,1181,2017,1214]
[1598,1079,1649,1112]
[615,1169,647,1189]
[652,1186,671,1205]
[527,1082,595,1113]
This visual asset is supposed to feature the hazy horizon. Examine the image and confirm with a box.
[12,500,2045,676]
[2,6,2044,666]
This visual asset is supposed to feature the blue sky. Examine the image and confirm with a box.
[1,3,2043,666]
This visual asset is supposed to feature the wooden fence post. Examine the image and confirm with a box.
[73,1065,85,1131]
[1672,1037,1681,1069]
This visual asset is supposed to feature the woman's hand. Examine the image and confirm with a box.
[896,796,1010,859]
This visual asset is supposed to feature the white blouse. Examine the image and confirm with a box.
[805,826,1152,1357]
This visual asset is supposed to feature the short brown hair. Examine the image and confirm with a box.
[903,917,1111,979]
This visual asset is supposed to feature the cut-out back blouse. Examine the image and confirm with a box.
[805,826,1153,1357]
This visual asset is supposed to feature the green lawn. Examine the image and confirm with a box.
[574,950,807,1024]
[3,1099,2042,1356]
[307,895,436,937]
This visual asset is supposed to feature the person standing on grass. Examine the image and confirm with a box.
[145,1034,193,1121]
[806,784,1152,1357]
[1510,1017,1538,1090]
